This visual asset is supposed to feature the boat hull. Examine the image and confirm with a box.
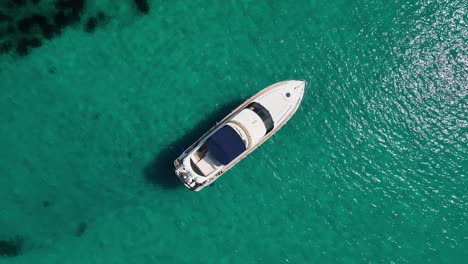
[174,80,306,191]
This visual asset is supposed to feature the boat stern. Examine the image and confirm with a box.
[174,162,197,190]
[174,157,209,191]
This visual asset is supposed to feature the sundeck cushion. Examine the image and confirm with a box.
[206,125,247,165]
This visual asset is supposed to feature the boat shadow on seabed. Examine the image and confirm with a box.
[143,100,244,189]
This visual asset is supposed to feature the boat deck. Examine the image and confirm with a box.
[179,81,305,190]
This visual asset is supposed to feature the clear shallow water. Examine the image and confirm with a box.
[0,0,466,263]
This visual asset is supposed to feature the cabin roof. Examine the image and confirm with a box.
[206,125,246,165]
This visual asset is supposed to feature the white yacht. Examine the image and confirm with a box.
[174,80,306,191]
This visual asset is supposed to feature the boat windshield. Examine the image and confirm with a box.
[246,102,274,133]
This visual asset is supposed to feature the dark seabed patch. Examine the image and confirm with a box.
[74,222,87,237]
[0,0,150,56]
[134,0,150,14]
[0,236,23,257]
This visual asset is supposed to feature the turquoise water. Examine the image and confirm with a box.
[1,0,467,263]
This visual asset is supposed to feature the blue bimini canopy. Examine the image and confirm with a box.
[206,125,247,165]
